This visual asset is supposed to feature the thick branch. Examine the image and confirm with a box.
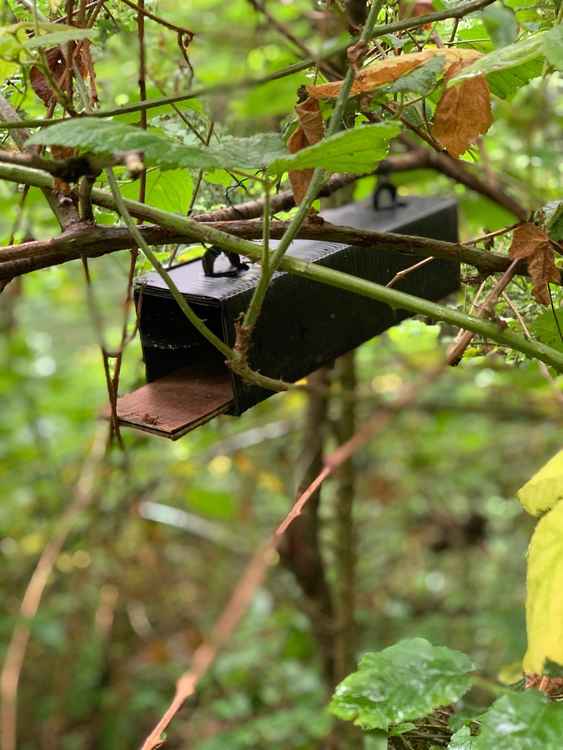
[1,164,559,370]
[0,220,524,281]
[0,149,142,182]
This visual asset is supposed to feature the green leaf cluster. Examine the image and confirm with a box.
[329,638,474,731]
[28,118,401,176]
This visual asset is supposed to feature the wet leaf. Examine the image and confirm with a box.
[329,638,474,731]
[472,691,563,748]
[509,223,560,306]
[448,725,474,750]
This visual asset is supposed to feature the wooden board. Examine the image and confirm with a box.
[108,366,233,439]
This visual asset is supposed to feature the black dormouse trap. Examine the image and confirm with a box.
[113,190,460,439]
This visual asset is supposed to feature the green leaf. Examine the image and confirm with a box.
[365,731,388,749]
[268,122,401,176]
[524,498,563,673]
[449,33,545,85]
[482,4,518,48]
[487,57,543,99]
[517,450,563,517]
[214,133,287,170]
[329,638,474,732]
[120,168,193,214]
[23,28,95,49]
[27,119,287,171]
[532,309,563,354]
[543,26,563,71]
[387,55,445,95]
[545,200,563,242]
[448,726,475,750]
[472,691,563,748]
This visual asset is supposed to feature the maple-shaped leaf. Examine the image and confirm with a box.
[431,60,492,157]
[287,97,325,205]
[509,223,561,305]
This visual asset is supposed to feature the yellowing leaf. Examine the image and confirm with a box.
[431,60,492,157]
[509,223,561,306]
[307,48,480,99]
[524,499,563,674]
[517,450,563,517]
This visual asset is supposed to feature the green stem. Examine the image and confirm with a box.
[242,178,272,331]
[0,0,497,130]
[270,0,384,274]
[2,162,562,371]
[242,0,385,340]
[105,168,234,360]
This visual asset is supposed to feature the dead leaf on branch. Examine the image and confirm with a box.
[30,41,90,106]
[306,48,481,99]
[288,97,325,205]
[306,48,492,158]
[509,223,561,305]
[431,59,492,158]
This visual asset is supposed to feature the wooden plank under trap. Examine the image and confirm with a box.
[108,366,234,440]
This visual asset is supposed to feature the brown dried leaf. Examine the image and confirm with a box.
[288,97,325,205]
[432,58,492,157]
[295,97,325,146]
[509,223,561,305]
[307,48,481,99]
[30,43,89,106]
[30,47,67,106]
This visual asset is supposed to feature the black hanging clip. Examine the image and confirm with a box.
[202,246,249,278]
[372,181,406,211]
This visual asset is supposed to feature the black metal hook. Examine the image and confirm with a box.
[202,246,249,278]
[373,181,405,211]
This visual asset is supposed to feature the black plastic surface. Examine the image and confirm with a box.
[136,195,460,414]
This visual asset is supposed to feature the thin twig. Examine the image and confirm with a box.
[447,259,519,365]
[386,256,435,288]
[502,292,563,405]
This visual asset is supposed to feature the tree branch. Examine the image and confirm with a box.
[0,220,525,281]
[1,164,559,370]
